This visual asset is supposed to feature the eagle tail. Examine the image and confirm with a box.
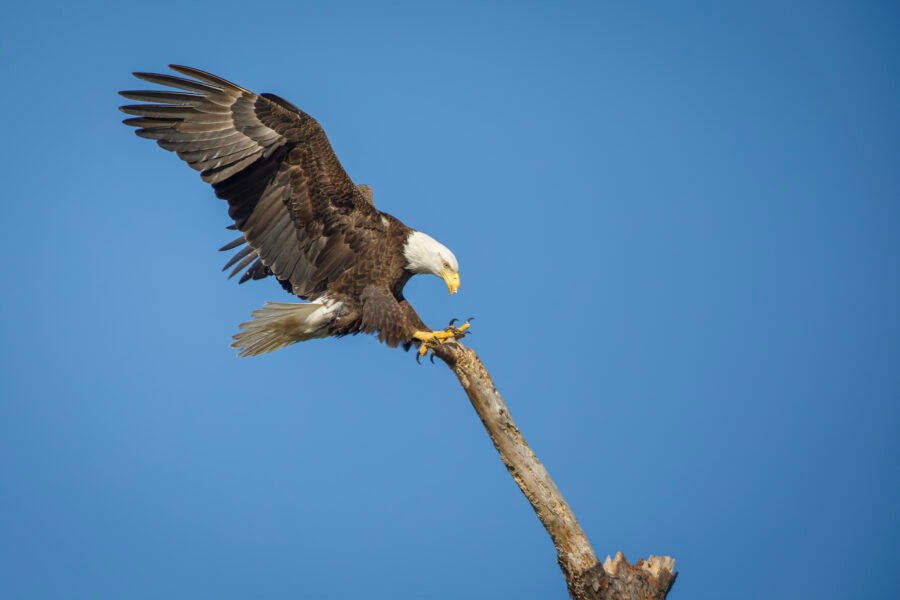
[232,302,331,357]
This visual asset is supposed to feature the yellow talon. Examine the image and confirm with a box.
[412,322,472,359]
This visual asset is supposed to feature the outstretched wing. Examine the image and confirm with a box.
[120,65,381,296]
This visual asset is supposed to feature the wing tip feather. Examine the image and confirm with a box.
[168,64,249,93]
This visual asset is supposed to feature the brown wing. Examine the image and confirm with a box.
[120,65,382,296]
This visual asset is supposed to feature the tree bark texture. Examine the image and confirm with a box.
[432,342,677,600]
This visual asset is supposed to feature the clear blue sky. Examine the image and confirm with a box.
[2,1,898,598]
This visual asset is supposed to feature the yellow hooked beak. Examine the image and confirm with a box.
[441,269,461,295]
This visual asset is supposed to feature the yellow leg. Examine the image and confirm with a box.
[412,320,472,359]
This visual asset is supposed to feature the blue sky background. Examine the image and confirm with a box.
[2,1,898,598]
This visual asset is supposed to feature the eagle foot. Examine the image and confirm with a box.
[413,319,473,361]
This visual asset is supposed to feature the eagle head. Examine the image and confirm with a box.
[403,231,461,295]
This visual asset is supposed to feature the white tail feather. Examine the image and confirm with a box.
[232,302,334,357]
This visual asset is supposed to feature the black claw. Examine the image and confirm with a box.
[448,318,459,327]
[430,352,436,364]
[467,317,475,323]
[415,352,422,364]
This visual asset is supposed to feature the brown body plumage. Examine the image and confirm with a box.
[120,65,464,356]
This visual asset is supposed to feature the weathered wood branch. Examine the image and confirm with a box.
[432,342,677,600]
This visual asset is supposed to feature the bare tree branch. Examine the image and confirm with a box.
[432,342,677,600]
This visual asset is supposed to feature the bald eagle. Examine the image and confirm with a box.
[120,65,469,358]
